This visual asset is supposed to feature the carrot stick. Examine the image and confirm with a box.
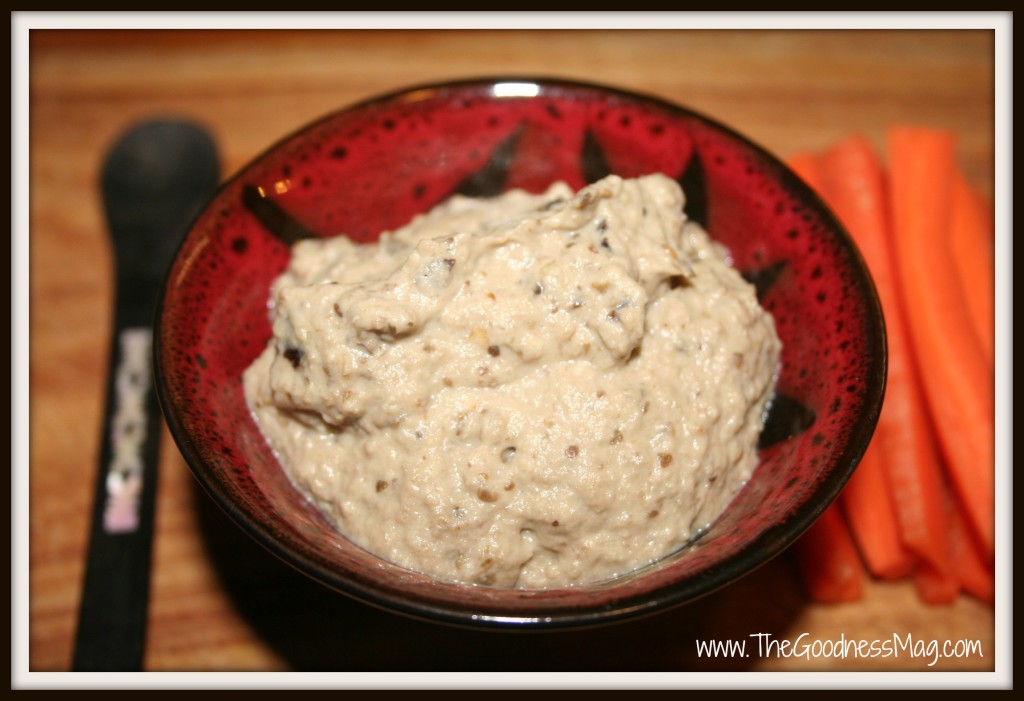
[886,125,995,559]
[913,556,961,605]
[791,148,914,577]
[790,146,914,578]
[915,473,994,605]
[793,503,865,603]
[839,444,917,579]
[946,484,996,605]
[810,135,950,574]
[972,189,995,235]
[788,151,825,193]
[790,149,909,583]
[912,472,997,606]
[949,169,996,364]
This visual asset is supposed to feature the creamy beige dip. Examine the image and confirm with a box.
[243,173,781,589]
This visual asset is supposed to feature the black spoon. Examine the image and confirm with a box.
[72,119,220,672]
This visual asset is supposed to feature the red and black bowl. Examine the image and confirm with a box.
[155,77,886,629]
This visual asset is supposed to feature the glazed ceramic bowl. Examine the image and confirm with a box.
[155,77,885,628]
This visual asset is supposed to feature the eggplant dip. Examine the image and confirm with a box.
[243,173,781,589]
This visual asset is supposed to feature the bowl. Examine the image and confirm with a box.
[155,77,885,629]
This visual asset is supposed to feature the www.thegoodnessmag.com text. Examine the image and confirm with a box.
[695,632,984,668]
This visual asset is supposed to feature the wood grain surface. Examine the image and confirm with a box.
[23,25,1002,682]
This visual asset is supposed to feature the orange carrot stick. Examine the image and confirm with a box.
[886,126,995,559]
[949,169,996,364]
[972,189,995,236]
[913,556,961,605]
[839,444,917,579]
[793,503,866,603]
[912,474,996,606]
[789,149,914,578]
[811,135,950,574]
[790,149,907,584]
[788,151,825,194]
[946,485,996,606]
[915,472,994,605]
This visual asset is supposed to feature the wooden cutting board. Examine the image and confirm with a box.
[23,25,1000,679]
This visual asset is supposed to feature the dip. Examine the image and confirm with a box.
[243,173,781,589]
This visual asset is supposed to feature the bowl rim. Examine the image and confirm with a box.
[154,75,887,630]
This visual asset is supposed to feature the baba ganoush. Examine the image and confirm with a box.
[243,173,781,589]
